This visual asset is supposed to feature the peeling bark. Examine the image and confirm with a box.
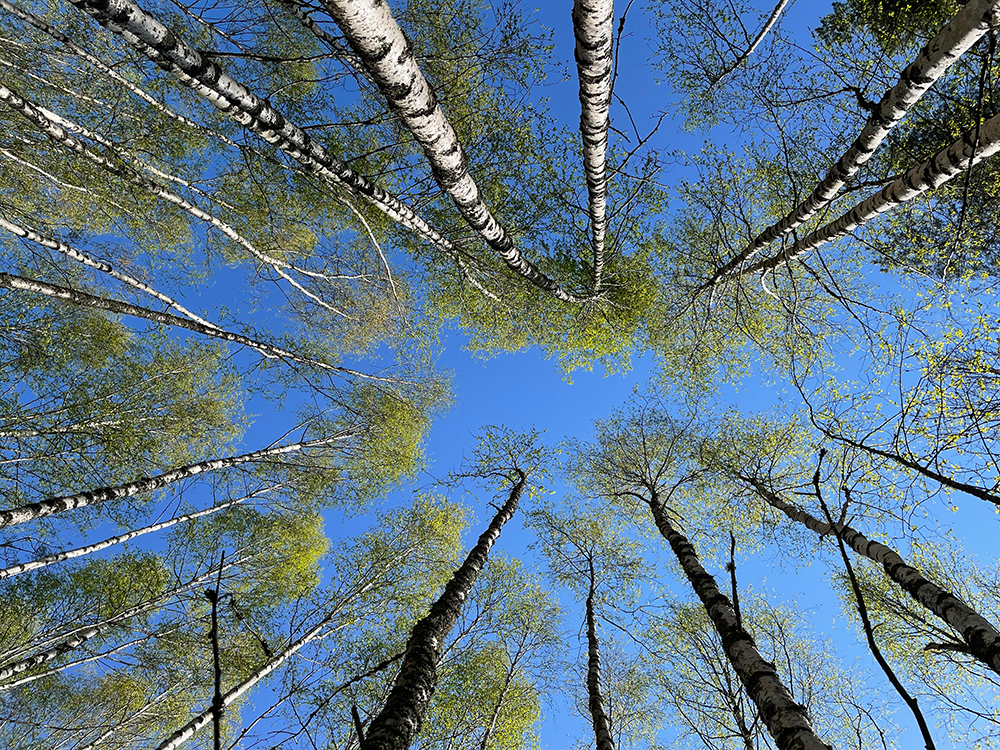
[706,0,1000,286]
[747,479,1000,676]
[363,471,527,750]
[572,0,614,292]
[647,494,831,750]
[321,0,584,303]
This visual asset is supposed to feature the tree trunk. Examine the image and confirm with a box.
[363,471,527,750]
[746,478,1000,676]
[705,0,1000,285]
[647,494,831,750]
[0,216,215,328]
[586,556,615,750]
[0,435,348,529]
[710,0,790,86]
[0,83,322,299]
[0,631,163,693]
[572,0,614,292]
[321,0,584,304]
[742,107,1000,278]
[154,538,417,750]
[0,271,392,382]
[0,484,279,581]
[0,569,219,682]
[66,0,461,262]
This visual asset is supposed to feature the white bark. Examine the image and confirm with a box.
[0,571,217,682]
[573,0,614,292]
[0,272,396,382]
[707,0,1000,284]
[154,614,342,750]
[322,0,584,303]
[0,434,350,529]
[744,108,1000,277]
[152,535,413,750]
[0,484,280,580]
[0,82,342,314]
[65,0,464,266]
[0,0,231,142]
[749,481,1000,676]
[0,631,161,692]
[0,216,216,328]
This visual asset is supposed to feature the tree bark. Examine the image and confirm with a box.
[0,569,218,682]
[586,557,615,750]
[321,0,584,304]
[746,478,1000,676]
[0,216,215,328]
[0,484,278,580]
[0,83,310,284]
[65,0,464,265]
[363,471,527,750]
[742,107,1000,278]
[0,434,349,529]
[710,0,790,86]
[0,271,393,382]
[647,494,831,750]
[572,0,614,292]
[705,0,1000,286]
[0,631,160,692]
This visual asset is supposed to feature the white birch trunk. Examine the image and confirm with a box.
[0,82,342,313]
[706,0,1000,284]
[321,0,584,303]
[0,571,217,682]
[0,483,280,580]
[572,0,614,292]
[0,216,216,328]
[152,541,410,750]
[742,108,1000,278]
[0,631,162,692]
[0,0,242,148]
[0,434,350,529]
[154,614,344,750]
[738,0,789,65]
[65,0,463,264]
[648,495,832,750]
[0,272,395,382]
[749,480,1000,675]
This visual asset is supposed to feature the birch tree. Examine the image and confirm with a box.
[575,405,834,750]
[360,428,546,750]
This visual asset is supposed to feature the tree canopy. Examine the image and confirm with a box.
[1,0,1000,748]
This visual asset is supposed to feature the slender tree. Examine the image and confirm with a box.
[361,428,546,750]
